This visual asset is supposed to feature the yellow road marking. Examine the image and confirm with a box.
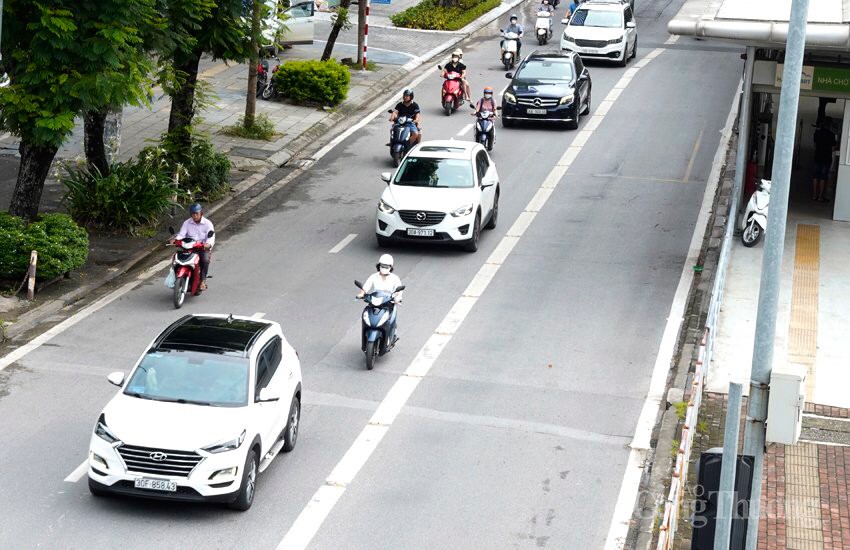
[788,224,820,400]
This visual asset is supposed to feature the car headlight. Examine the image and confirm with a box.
[202,430,246,454]
[94,413,121,444]
[559,95,574,105]
[378,199,396,214]
[563,32,574,42]
[504,91,517,104]
[451,203,474,217]
[608,36,624,44]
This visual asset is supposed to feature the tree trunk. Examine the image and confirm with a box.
[245,0,262,127]
[83,110,110,176]
[356,0,366,65]
[167,52,203,162]
[322,0,352,61]
[9,140,60,221]
[104,106,123,164]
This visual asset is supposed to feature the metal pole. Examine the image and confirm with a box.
[732,47,756,221]
[362,0,369,70]
[742,0,810,548]
[715,382,744,550]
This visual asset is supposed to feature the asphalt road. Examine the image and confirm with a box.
[0,0,742,547]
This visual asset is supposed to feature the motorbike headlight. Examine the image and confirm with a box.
[371,296,383,307]
[559,95,574,105]
[378,199,396,214]
[504,92,517,104]
[94,413,121,444]
[202,430,246,454]
[451,204,474,217]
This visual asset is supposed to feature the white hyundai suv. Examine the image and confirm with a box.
[561,0,637,67]
[376,141,500,252]
[87,314,302,511]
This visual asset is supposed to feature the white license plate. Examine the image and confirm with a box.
[407,228,435,237]
[527,108,548,115]
[134,478,177,492]
[584,48,598,54]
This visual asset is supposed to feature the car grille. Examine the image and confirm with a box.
[117,444,203,477]
[517,97,560,107]
[399,210,446,227]
[575,38,608,48]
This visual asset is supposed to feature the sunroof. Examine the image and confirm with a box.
[419,146,466,153]
[158,316,269,354]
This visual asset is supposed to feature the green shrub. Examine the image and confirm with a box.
[221,114,278,141]
[274,59,350,106]
[391,0,500,30]
[61,147,182,233]
[0,212,89,280]
[180,137,232,202]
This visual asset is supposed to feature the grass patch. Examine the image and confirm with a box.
[697,419,709,434]
[673,401,688,420]
[391,0,501,31]
[221,114,279,141]
[671,438,680,458]
[340,58,378,71]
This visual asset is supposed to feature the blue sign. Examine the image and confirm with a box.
[371,0,391,4]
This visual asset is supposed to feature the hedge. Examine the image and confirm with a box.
[273,59,351,106]
[391,0,500,30]
[0,212,89,281]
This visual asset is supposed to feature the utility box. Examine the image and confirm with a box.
[690,448,754,550]
[766,362,806,445]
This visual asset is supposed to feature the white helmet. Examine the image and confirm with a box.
[377,254,394,273]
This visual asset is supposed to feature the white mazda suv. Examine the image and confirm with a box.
[376,141,500,252]
[87,314,302,511]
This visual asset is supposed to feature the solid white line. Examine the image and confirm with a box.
[313,40,416,58]
[64,459,89,483]
[457,123,474,137]
[328,233,358,254]
[0,259,170,374]
[683,128,704,183]
[664,34,680,45]
[252,312,267,319]
[602,77,741,550]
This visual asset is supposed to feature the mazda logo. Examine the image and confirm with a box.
[415,212,427,221]
[533,98,542,107]
[150,452,168,462]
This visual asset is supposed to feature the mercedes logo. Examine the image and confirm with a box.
[533,98,542,107]
[150,452,168,462]
[415,212,427,221]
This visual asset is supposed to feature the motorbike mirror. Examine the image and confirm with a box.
[387,109,394,114]
[354,280,364,289]
[505,72,513,79]
[496,106,503,110]
[469,103,475,109]
[168,226,175,235]
[107,371,125,387]
[437,65,443,70]
[207,230,214,238]
[395,285,406,292]
[381,172,392,183]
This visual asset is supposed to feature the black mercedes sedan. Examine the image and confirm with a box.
[501,50,592,129]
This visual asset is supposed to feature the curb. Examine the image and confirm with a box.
[1,0,527,344]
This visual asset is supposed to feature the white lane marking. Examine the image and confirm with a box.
[278,34,665,550]
[605,88,624,102]
[457,123,474,137]
[683,128,704,183]
[0,259,170,374]
[596,100,615,116]
[313,40,416,59]
[603,77,741,550]
[252,312,267,319]
[328,233,358,254]
[64,460,89,483]
[664,34,680,45]
[614,77,631,90]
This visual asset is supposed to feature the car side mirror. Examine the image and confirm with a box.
[505,72,513,79]
[381,172,392,183]
[257,387,281,402]
[626,21,636,28]
[107,372,125,387]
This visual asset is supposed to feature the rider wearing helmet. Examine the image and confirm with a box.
[173,203,215,290]
[442,48,470,101]
[473,86,499,117]
[389,89,422,148]
[538,0,555,15]
[503,14,524,59]
[356,254,404,344]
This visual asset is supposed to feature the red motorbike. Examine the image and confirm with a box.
[439,69,465,116]
[168,228,214,309]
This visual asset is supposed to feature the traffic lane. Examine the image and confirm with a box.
[310,415,626,549]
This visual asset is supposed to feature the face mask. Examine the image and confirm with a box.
[484,93,493,99]
[380,267,390,275]
[451,57,459,63]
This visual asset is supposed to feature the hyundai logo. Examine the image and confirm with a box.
[416,212,427,221]
[150,452,168,462]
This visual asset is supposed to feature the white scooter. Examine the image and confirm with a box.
[741,179,771,247]
[535,11,553,45]
[500,30,520,70]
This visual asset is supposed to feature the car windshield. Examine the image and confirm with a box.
[394,157,474,188]
[124,350,249,407]
[570,9,622,27]
[516,60,575,82]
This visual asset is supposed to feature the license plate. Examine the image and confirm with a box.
[407,228,435,237]
[527,108,547,115]
[134,478,177,492]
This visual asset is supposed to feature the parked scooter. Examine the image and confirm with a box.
[354,280,405,370]
[500,30,520,70]
[387,110,415,167]
[469,103,500,151]
[741,179,771,247]
[437,65,465,116]
[535,11,553,45]
[257,58,280,100]
[167,227,214,309]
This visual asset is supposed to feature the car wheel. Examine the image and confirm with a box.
[617,46,628,67]
[582,88,592,116]
[228,449,258,511]
[630,37,638,59]
[463,213,481,252]
[485,192,499,230]
[88,479,108,497]
[282,396,300,452]
[376,234,391,247]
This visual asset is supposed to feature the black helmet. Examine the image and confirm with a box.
[403,89,414,99]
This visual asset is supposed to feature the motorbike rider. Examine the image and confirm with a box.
[356,254,404,344]
[389,89,422,148]
[538,0,555,15]
[173,203,215,291]
[442,48,470,102]
[472,86,499,117]
[502,14,524,59]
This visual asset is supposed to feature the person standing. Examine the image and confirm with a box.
[812,117,837,202]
